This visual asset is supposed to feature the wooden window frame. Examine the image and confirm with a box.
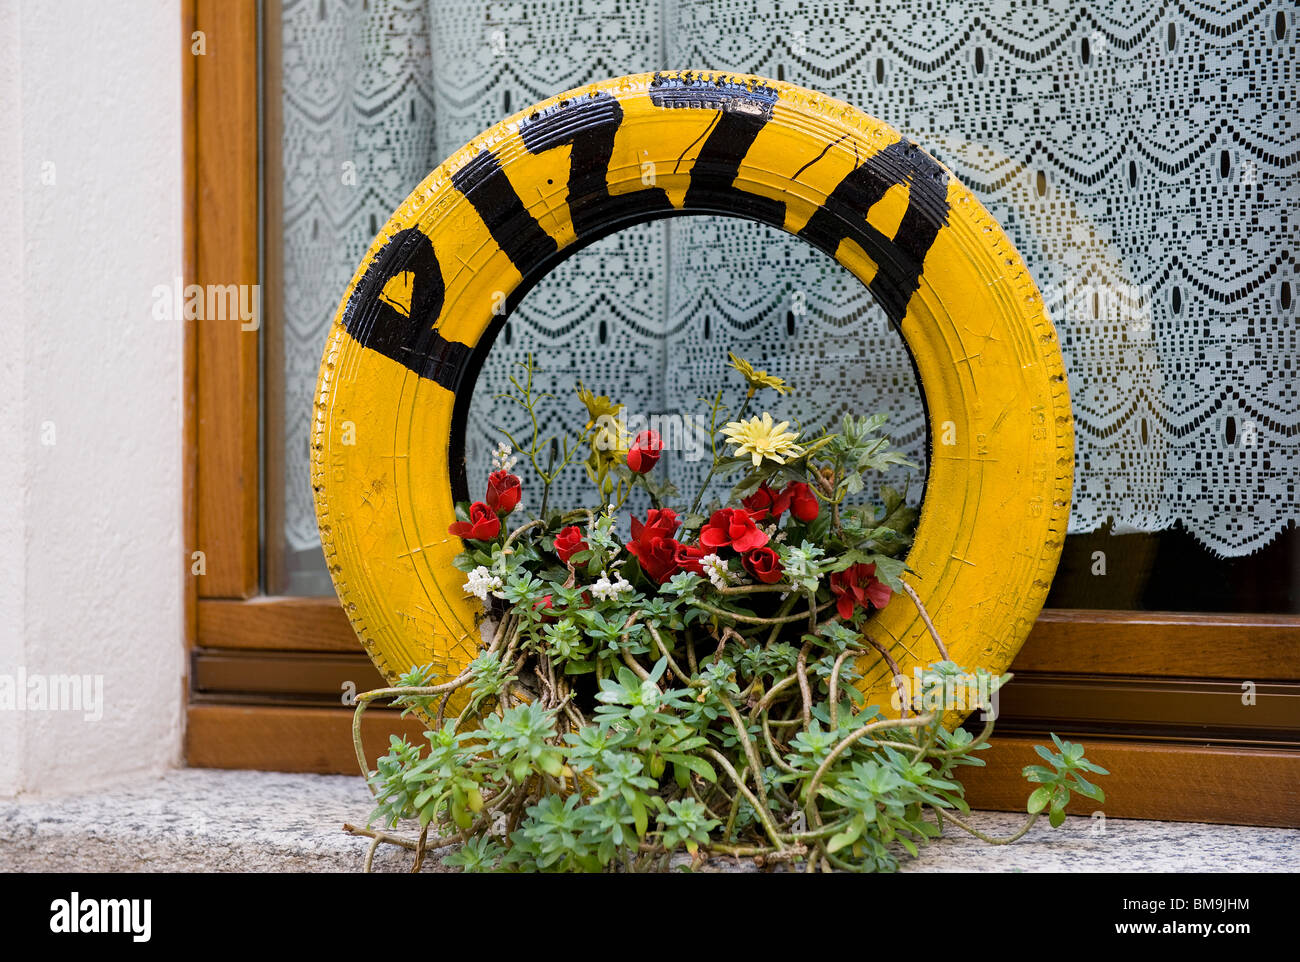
[183,0,1300,827]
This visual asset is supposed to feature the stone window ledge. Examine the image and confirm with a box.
[2,769,1296,873]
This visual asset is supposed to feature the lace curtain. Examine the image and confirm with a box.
[279,0,1297,593]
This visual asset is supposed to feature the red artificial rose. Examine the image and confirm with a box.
[829,562,892,620]
[785,481,820,522]
[628,509,689,583]
[486,470,521,514]
[553,525,588,564]
[626,429,664,474]
[699,508,768,554]
[630,507,680,544]
[743,482,792,522]
[673,541,707,576]
[629,536,683,584]
[742,546,783,584]
[448,501,501,542]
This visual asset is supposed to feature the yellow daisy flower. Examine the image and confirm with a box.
[575,381,623,430]
[728,352,791,397]
[722,413,803,467]
[584,413,629,494]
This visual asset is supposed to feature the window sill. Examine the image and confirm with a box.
[2,769,1296,872]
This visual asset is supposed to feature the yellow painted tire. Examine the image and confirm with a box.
[311,71,1073,722]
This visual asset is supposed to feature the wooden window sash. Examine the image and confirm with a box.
[190,0,260,601]
[197,598,1300,677]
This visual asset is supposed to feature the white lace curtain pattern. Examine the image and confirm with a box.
[280,0,1297,572]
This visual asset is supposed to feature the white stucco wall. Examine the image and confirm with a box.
[0,0,25,794]
[0,0,186,795]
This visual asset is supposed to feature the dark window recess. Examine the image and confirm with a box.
[1046,525,1300,614]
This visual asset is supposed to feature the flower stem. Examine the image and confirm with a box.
[689,392,751,516]
[539,438,558,519]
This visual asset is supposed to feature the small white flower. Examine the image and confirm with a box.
[464,565,503,601]
[700,553,734,591]
[590,570,633,601]
[491,441,518,472]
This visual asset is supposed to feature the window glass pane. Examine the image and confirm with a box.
[272,0,438,595]
[269,0,1297,611]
